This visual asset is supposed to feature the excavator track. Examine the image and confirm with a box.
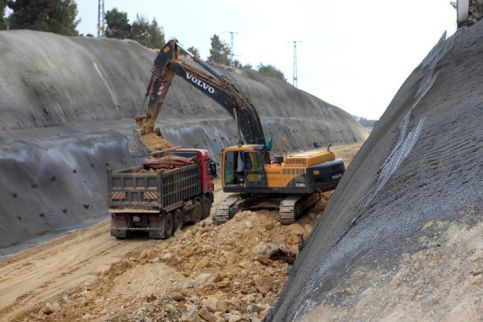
[279,197,300,225]
[279,193,321,224]
[214,195,241,225]
[216,193,321,225]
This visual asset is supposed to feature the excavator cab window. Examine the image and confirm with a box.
[224,151,238,185]
[224,151,246,185]
[244,151,266,186]
[224,151,266,186]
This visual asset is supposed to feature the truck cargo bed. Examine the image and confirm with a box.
[108,163,200,212]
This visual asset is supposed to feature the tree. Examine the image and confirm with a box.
[130,15,165,48]
[105,10,164,49]
[105,8,130,39]
[7,0,79,35]
[130,14,149,45]
[231,59,254,72]
[147,18,164,48]
[232,59,243,69]
[0,0,7,29]
[257,63,286,81]
[241,64,255,72]
[207,34,231,65]
[187,46,200,59]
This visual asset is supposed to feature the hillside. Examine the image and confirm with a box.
[269,22,483,322]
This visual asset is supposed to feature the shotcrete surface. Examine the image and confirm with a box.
[269,22,483,321]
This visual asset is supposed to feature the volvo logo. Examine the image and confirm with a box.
[186,72,215,94]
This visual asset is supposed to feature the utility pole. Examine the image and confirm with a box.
[227,31,238,65]
[291,40,302,87]
[97,0,106,37]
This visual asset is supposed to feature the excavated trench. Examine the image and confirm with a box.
[269,21,483,321]
[0,30,366,252]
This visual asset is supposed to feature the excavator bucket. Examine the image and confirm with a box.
[128,129,150,158]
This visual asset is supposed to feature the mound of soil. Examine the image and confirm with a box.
[19,210,318,322]
[141,133,173,152]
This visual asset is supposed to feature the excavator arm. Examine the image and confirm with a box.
[139,39,266,146]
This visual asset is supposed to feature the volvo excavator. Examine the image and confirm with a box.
[132,39,345,224]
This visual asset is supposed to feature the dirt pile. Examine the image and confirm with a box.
[19,210,319,322]
[141,133,173,152]
[270,21,483,321]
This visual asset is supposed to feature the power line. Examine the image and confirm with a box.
[226,31,239,65]
[97,0,106,37]
[290,40,302,87]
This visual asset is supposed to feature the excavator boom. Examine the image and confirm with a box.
[139,39,265,146]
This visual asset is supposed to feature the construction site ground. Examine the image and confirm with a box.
[0,144,361,322]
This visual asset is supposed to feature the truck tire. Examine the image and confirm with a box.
[111,229,127,239]
[201,196,212,219]
[173,209,183,232]
[164,212,174,238]
[190,198,202,223]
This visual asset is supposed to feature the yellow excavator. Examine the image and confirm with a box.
[132,39,345,224]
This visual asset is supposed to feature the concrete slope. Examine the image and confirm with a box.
[0,30,365,251]
[270,23,483,321]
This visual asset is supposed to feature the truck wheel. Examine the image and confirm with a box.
[111,229,128,239]
[164,212,174,238]
[173,209,183,232]
[190,198,202,223]
[201,196,212,219]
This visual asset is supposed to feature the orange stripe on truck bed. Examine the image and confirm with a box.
[144,192,158,200]
[111,192,126,200]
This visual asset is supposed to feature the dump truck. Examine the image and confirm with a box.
[108,148,216,239]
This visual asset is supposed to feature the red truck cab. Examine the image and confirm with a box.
[173,148,216,194]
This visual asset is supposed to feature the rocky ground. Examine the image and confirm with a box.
[25,210,316,322]
[301,209,482,322]
[0,144,360,322]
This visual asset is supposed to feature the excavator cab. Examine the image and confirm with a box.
[223,146,267,188]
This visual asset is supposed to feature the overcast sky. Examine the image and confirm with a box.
[77,0,456,119]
